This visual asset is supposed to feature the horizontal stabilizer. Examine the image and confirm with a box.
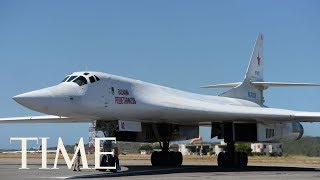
[201,82,320,90]
[251,82,320,89]
[200,82,241,88]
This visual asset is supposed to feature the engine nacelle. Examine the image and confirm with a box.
[211,122,304,143]
[257,122,304,143]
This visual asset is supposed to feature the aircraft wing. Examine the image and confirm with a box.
[0,115,92,123]
[293,112,320,121]
[1,105,320,125]
[200,82,241,88]
[153,97,320,124]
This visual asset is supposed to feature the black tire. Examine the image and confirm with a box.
[234,152,241,168]
[98,155,108,171]
[169,151,176,166]
[151,151,160,166]
[98,155,117,172]
[158,151,168,166]
[176,152,183,166]
[240,152,248,168]
[152,151,182,167]
[217,152,225,167]
[224,152,233,168]
[100,155,108,166]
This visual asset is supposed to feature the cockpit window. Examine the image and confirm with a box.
[62,76,70,82]
[89,76,96,83]
[67,76,77,82]
[73,76,88,86]
[94,75,100,81]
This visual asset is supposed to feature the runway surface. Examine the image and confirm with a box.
[0,158,320,180]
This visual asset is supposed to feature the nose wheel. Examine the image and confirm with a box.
[99,154,121,172]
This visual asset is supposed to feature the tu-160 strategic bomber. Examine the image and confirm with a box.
[1,34,320,169]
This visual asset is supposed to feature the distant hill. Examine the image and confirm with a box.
[283,136,320,156]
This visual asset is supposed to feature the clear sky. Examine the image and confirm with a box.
[1,1,320,149]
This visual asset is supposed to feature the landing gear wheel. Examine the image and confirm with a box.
[217,152,225,167]
[169,151,176,166]
[98,155,117,172]
[151,151,160,166]
[98,155,110,171]
[151,151,183,166]
[238,152,248,168]
[217,151,248,168]
[176,152,183,166]
[224,152,233,168]
[159,151,168,166]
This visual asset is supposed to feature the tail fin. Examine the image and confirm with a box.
[220,33,264,104]
[245,33,264,82]
[202,33,320,105]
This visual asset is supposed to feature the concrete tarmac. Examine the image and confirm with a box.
[0,158,320,180]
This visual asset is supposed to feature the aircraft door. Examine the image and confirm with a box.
[104,78,114,108]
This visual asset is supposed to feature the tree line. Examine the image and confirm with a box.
[283,136,320,156]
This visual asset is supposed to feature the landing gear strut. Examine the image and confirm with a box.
[217,142,248,168]
[151,141,183,166]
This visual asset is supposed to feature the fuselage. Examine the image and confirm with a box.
[14,71,298,125]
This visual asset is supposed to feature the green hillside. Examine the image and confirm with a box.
[283,136,320,156]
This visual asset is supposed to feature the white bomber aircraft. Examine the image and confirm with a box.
[1,33,320,168]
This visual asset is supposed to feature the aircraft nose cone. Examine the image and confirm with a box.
[12,84,81,115]
[12,94,27,105]
[12,89,53,111]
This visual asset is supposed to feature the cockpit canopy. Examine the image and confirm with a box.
[61,73,100,86]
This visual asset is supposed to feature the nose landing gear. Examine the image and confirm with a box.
[99,154,121,172]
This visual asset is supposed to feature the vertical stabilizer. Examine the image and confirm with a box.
[245,33,264,82]
[220,34,265,105]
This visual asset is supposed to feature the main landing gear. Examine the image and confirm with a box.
[99,154,120,172]
[150,141,183,166]
[217,142,248,168]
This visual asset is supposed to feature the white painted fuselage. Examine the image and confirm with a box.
[13,71,305,126]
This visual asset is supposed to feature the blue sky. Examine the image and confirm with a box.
[1,1,320,149]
